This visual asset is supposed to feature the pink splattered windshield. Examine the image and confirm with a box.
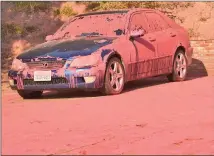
[52,12,128,40]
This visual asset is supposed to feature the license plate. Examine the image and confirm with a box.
[34,71,51,81]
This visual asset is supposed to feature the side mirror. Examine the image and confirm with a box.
[45,35,53,41]
[129,29,145,41]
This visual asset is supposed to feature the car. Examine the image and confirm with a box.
[8,8,193,99]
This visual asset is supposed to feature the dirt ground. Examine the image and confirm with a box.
[2,76,214,155]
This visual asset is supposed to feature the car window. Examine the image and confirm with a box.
[145,12,170,32]
[53,13,127,40]
[129,12,148,33]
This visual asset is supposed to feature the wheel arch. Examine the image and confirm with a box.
[175,45,186,56]
[173,45,187,61]
[168,45,188,82]
[104,51,127,82]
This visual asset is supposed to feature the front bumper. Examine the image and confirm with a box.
[8,67,104,91]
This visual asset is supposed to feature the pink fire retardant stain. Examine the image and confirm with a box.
[2,76,214,155]
[9,9,193,93]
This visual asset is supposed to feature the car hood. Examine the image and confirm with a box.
[17,37,117,62]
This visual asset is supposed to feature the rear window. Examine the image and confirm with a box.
[145,12,170,32]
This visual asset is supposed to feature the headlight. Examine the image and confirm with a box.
[65,54,100,68]
[11,58,26,71]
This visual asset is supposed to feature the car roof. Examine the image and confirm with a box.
[76,10,129,17]
[75,8,156,17]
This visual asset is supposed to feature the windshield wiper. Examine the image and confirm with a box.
[75,32,103,37]
[51,32,72,41]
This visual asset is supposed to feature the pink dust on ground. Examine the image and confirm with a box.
[2,76,214,155]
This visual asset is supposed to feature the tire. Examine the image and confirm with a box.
[17,90,43,99]
[101,57,125,95]
[167,50,188,82]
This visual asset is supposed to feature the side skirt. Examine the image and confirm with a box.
[127,56,173,81]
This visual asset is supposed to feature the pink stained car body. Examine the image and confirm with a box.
[8,9,193,98]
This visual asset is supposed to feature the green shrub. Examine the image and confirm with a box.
[53,9,60,17]
[179,2,194,8]
[84,2,101,11]
[1,23,25,38]
[199,17,207,22]
[60,5,77,17]
[84,2,143,11]
[1,23,39,40]
[98,2,131,10]
[188,28,199,38]
[13,2,50,12]
[143,2,161,9]
[83,2,194,12]
[24,25,38,33]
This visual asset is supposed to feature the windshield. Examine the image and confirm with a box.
[52,12,127,40]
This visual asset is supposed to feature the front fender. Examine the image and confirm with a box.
[100,49,129,82]
[98,37,134,82]
[102,49,119,64]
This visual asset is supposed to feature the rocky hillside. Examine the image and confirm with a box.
[1,2,214,82]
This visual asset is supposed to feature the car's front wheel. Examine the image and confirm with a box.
[17,90,43,99]
[167,50,188,82]
[102,57,125,95]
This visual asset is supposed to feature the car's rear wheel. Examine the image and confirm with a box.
[101,57,125,95]
[167,50,187,82]
[17,90,43,99]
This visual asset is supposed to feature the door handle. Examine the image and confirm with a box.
[170,32,176,37]
[148,37,156,42]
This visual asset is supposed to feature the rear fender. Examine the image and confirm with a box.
[173,42,192,66]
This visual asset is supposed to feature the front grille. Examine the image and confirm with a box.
[26,61,66,69]
[23,78,68,86]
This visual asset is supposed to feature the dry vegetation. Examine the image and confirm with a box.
[1,2,214,83]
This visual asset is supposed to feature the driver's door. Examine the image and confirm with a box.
[128,11,158,80]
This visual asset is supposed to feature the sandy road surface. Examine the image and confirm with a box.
[2,76,214,155]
